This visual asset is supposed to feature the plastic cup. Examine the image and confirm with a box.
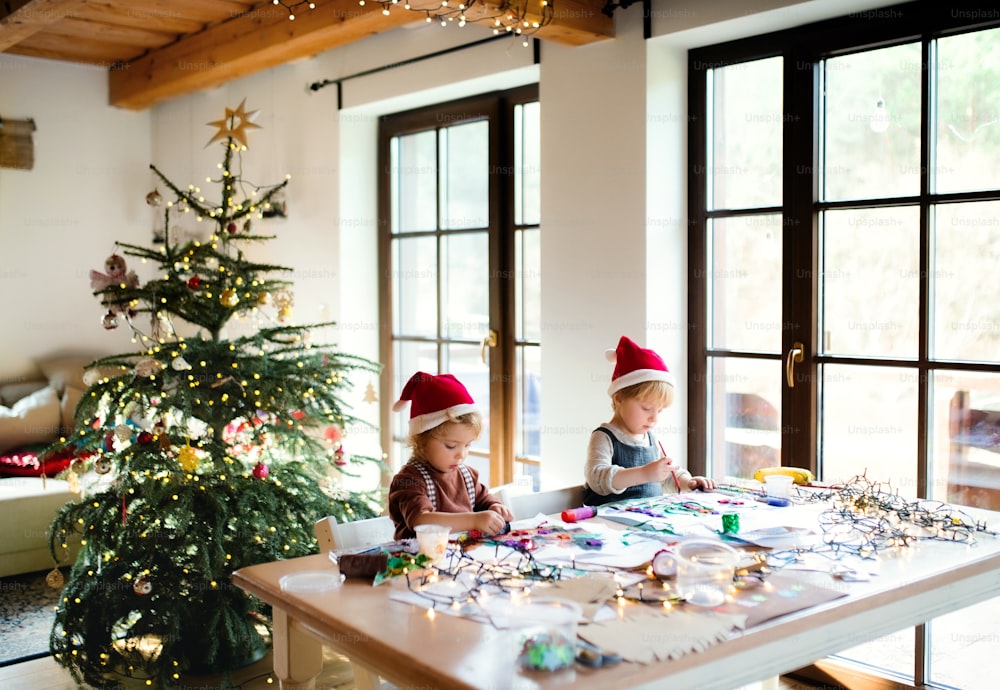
[674,539,738,607]
[414,523,450,562]
[765,474,793,499]
[507,597,581,672]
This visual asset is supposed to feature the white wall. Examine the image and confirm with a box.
[0,56,150,381]
[0,0,900,488]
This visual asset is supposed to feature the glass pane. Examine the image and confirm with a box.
[709,215,782,352]
[708,357,781,481]
[929,595,1000,688]
[442,232,488,340]
[820,364,918,493]
[393,131,437,233]
[931,370,1000,510]
[821,207,920,358]
[823,43,921,201]
[392,340,438,446]
[709,57,783,210]
[516,228,541,341]
[392,236,437,337]
[441,121,488,229]
[516,101,541,225]
[516,345,542,459]
[934,27,1000,194]
[932,202,1000,361]
[444,343,490,456]
[832,629,914,683]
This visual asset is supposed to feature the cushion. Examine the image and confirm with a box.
[0,385,61,454]
[61,385,87,435]
[37,355,96,395]
[0,379,48,406]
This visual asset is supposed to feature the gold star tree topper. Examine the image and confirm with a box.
[206,99,262,148]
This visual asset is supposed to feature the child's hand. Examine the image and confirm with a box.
[688,476,716,491]
[472,510,508,536]
[490,503,514,521]
[645,456,677,484]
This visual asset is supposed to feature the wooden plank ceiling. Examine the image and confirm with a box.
[0,0,614,110]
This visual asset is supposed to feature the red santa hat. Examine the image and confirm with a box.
[392,372,480,435]
[606,336,676,396]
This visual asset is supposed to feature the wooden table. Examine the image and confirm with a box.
[232,501,1000,690]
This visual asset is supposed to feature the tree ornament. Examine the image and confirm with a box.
[114,425,133,443]
[252,461,269,479]
[278,305,293,321]
[227,221,238,234]
[102,310,119,330]
[177,444,199,472]
[145,189,162,207]
[133,576,152,596]
[243,218,253,233]
[257,291,270,306]
[334,445,347,466]
[187,275,201,289]
[364,380,378,403]
[171,356,192,371]
[135,357,164,377]
[221,288,239,307]
[46,568,65,589]
[138,431,154,445]
[90,254,140,316]
[94,457,112,474]
[205,99,261,148]
[323,425,342,444]
[103,432,116,452]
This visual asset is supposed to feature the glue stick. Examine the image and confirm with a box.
[561,505,597,523]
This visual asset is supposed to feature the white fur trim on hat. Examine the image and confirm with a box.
[608,369,676,396]
[408,403,480,435]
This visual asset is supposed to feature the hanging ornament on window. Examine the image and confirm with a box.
[364,380,378,403]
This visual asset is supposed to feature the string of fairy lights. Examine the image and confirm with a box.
[271,0,554,47]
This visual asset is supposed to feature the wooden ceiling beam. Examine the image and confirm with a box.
[108,0,613,111]
[0,0,84,50]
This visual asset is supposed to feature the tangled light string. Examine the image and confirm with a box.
[783,473,997,562]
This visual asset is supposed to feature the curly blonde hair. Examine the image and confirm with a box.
[408,412,484,462]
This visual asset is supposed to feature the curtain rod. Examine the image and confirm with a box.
[308,34,540,109]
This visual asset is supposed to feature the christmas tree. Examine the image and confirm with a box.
[47,100,381,689]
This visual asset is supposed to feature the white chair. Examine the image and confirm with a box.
[497,484,587,520]
[312,514,395,690]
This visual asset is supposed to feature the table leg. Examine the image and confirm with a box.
[271,607,323,690]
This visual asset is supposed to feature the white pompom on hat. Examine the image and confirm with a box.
[392,371,480,435]
[606,335,676,396]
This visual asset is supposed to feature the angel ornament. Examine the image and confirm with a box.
[90,254,140,318]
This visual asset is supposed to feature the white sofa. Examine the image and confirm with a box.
[0,476,80,578]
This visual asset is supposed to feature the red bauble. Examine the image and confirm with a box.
[227,221,238,234]
[187,276,201,289]
[137,431,154,444]
[252,462,269,479]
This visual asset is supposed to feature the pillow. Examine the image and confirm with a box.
[37,355,97,394]
[0,379,48,406]
[0,385,61,454]
[0,443,93,477]
[61,385,87,435]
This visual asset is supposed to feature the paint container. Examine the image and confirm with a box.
[722,512,740,534]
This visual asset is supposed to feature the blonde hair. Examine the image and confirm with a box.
[408,412,484,462]
[612,379,674,410]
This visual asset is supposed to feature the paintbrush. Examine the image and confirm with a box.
[657,439,682,492]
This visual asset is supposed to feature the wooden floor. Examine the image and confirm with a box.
[0,653,818,690]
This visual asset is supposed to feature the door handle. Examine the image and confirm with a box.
[481,329,498,364]
[786,341,804,388]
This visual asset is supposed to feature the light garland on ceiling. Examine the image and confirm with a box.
[357,0,554,46]
[273,0,316,20]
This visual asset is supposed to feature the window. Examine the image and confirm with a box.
[688,3,1000,688]
[378,85,541,490]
